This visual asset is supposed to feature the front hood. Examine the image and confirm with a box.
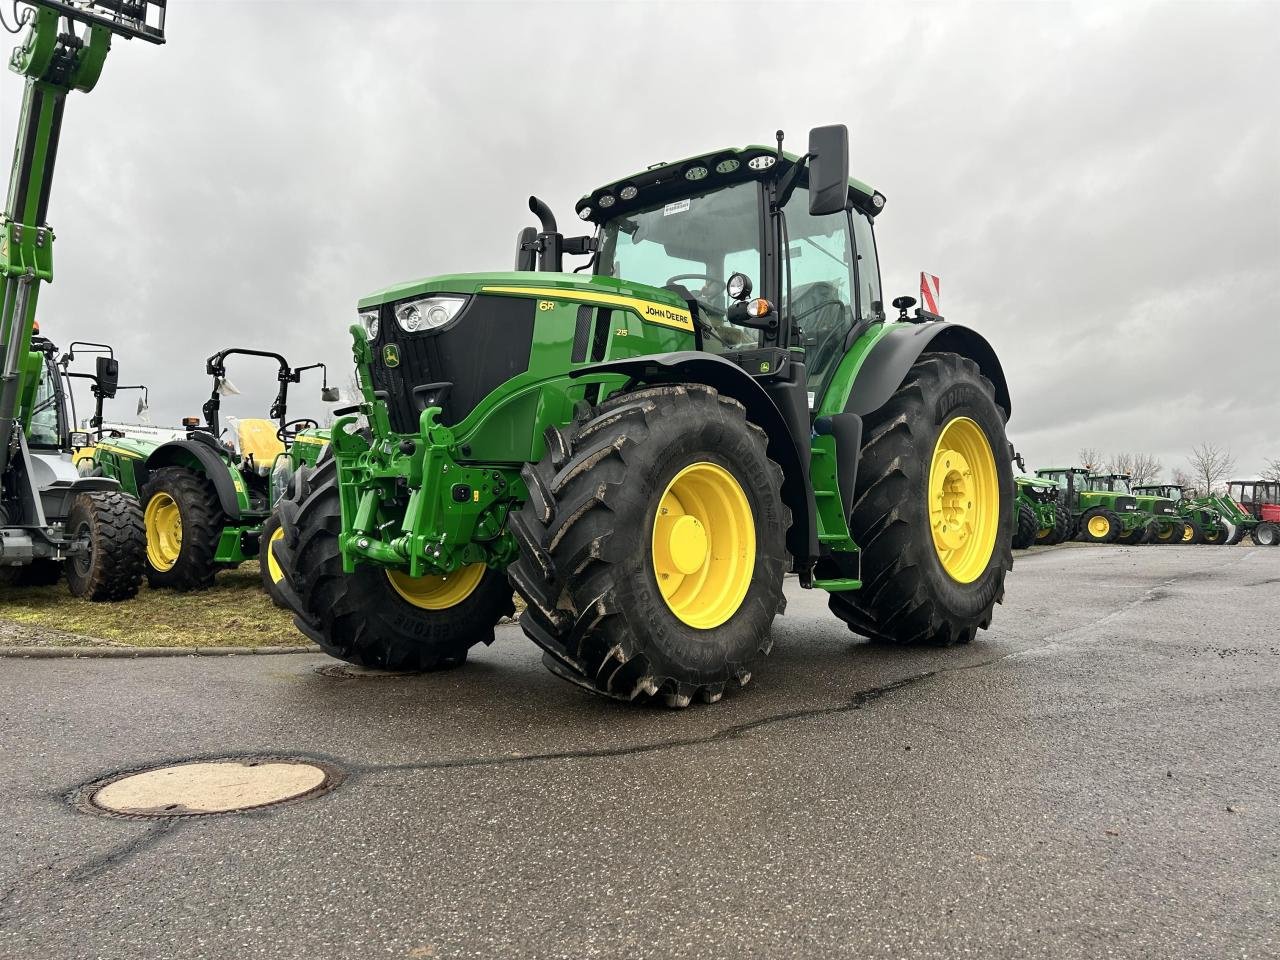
[358,271,691,314]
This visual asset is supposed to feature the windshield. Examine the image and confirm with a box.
[596,181,762,353]
[28,357,62,448]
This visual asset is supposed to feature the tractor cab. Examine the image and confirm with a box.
[1087,474,1132,493]
[1034,466,1090,505]
[1227,480,1280,523]
[1132,484,1186,503]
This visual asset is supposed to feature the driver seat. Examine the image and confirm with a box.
[236,418,286,470]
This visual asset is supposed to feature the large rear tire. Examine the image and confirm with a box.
[274,457,513,670]
[828,352,1013,647]
[64,492,145,601]
[509,384,789,707]
[141,467,224,591]
[1012,502,1038,550]
[1253,522,1279,547]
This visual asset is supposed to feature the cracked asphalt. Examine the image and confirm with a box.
[1,543,1277,960]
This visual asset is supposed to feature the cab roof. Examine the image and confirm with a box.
[575,144,885,226]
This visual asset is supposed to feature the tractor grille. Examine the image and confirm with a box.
[369,295,536,433]
[1115,496,1137,511]
[1153,498,1176,516]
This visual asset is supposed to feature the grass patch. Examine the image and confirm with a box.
[0,562,308,648]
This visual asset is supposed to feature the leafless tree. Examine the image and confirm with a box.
[1109,452,1163,485]
[1078,447,1103,472]
[1187,442,1236,496]
[1171,467,1198,495]
[1263,458,1280,483]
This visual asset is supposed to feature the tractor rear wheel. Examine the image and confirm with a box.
[1253,523,1279,547]
[509,384,789,707]
[828,352,1012,647]
[64,492,146,601]
[1012,502,1038,550]
[274,457,514,671]
[258,511,289,608]
[1081,508,1121,544]
[141,467,225,591]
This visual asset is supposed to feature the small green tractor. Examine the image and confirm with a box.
[83,348,335,593]
[1011,452,1070,547]
[1086,474,1182,544]
[1034,467,1152,544]
[274,125,1016,708]
[1226,480,1280,547]
[0,3,162,600]
[1130,484,1230,544]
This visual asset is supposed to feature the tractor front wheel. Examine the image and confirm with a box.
[1081,508,1121,544]
[1151,520,1185,545]
[1202,523,1228,545]
[1012,502,1038,550]
[1253,523,1280,547]
[274,458,514,671]
[829,352,1013,647]
[64,492,145,601]
[258,511,289,608]
[141,467,225,591]
[509,384,789,707]
[1181,518,1205,544]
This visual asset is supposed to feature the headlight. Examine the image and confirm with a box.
[359,309,380,341]
[393,295,467,333]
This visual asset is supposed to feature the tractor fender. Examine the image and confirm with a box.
[572,352,819,568]
[845,322,1011,420]
[142,440,243,521]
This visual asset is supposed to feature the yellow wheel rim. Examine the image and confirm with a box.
[1038,526,1053,539]
[145,492,183,572]
[386,563,486,610]
[651,461,755,630]
[1182,525,1194,542]
[266,525,286,584]
[1088,516,1111,538]
[928,417,999,584]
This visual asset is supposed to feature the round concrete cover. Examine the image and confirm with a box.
[92,760,328,816]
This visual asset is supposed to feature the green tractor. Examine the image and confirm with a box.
[1085,474,1181,545]
[1034,467,1148,544]
[1011,453,1070,548]
[274,125,1016,708]
[1130,484,1230,544]
[0,3,162,600]
[84,348,336,594]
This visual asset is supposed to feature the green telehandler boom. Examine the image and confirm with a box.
[274,125,1017,709]
[0,1,163,594]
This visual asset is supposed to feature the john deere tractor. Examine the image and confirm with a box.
[1130,484,1229,544]
[274,125,1016,708]
[1087,474,1181,545]
[0,3,162,600]
[1034,467,1150,544]
[1012,476,1062,549]
[86,348,335,592]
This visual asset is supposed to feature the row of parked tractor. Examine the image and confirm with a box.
[1010,461,1279,550]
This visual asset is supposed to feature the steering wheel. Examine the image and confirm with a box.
[665,273,727,316]
[278,418,319,443]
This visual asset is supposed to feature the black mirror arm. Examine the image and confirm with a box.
[772,153,814,212]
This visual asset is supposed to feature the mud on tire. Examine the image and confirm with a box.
[508,384,790,707]
[273,457,514,671]
[64,491,145,601]
[828,352,1013,647]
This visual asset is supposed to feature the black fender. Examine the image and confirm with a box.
[844,322,1011,420]
[572,352,819,569]
[142,439,242,521]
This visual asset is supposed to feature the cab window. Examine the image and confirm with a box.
[851,211,882,321]
[28,360,61,448]
[784,185,855,405]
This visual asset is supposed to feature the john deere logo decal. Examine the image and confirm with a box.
[382,344,400,367]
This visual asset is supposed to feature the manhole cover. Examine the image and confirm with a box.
[77,757,342,819]
[314,663,420,679]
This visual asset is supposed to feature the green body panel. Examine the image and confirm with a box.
[1014,476,1059,533]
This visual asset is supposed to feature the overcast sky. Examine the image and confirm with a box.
[4,0,1277,478]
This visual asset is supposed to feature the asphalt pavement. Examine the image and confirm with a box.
[1,543,1277,960]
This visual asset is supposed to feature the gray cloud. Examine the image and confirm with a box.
[4,0,1276,478]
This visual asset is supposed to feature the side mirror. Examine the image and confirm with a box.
[321,387,341,402]
[95,356,119,398]
[514,226,538,271]
[807,124,850,217]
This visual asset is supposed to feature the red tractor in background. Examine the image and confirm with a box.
[1227,480,1280,546]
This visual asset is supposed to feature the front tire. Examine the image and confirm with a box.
[274,457,513,670]
[64,492,145,601]
[141,467,224,591]
[258,511,289,608]
[1253,523,1279,547]
[1081,508,1121,544]
[829,352,1013,647]
[1012,502,1038,550]
[509,384,789,707]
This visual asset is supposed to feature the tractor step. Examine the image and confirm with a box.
[813,577,861,592]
